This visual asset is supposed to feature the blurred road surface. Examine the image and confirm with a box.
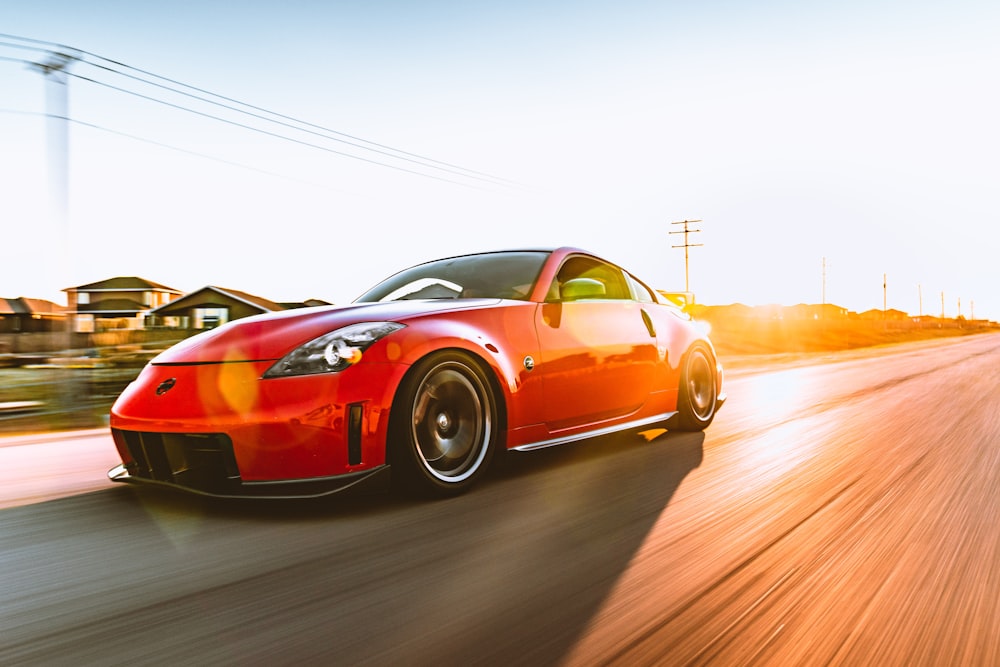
[0,429,118,510]
[2,334,999,665]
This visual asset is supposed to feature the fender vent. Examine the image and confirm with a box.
[347,403,364,465]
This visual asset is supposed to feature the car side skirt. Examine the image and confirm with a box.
[511,412,677,452]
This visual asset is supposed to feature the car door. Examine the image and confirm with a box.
[533,255,659,432]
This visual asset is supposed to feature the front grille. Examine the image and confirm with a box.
[112,429,241,494]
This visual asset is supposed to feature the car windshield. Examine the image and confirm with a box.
[355,251,549,303]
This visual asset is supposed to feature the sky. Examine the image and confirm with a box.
[2,1,998,320]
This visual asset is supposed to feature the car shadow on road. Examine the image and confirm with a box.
[16,429,705,664]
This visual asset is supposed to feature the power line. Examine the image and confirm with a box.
[95,59,520,187]
[0,58,474,192]
[65,69,490,189]
[4,54,480,190]
[1,110,359,195]
[76,58,516,188]
[1,106,391,201]
[3,56,482,194]
[0,33,520,189]
[0,54,32,64]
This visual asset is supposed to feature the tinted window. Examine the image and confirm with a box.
[627,273,656,303]
[547,256,630,301]
[356,251,549,302]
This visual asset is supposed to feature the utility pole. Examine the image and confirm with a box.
[941,292,945,319]
[883,273,887,318]
[917,283,923,329]
[31,51,76,231]
[29,50,77,343]
[822,257,827,306]
[670,219,703,293]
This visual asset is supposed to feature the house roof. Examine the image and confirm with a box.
[214,287,285,312]
[150,286,286,315]
[18,298,65,315]
[65,276,182,293]
[0,297,65,316]
[279,298,333,309]
[0,298,17,315]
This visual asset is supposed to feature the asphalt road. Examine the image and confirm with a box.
[2,334,999,666]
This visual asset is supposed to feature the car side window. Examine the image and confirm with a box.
[627,272,656,303]
[548,256,630,301]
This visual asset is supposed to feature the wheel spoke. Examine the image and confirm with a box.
[409,362,493,484]
[688,351,715,420]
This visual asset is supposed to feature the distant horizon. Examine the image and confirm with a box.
[3,284,994,326]
[686,301,995,323]
[2,2,998,321]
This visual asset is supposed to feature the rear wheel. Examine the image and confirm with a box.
[390,352,497,496]
[674,345,718,431]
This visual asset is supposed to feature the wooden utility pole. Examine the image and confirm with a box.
[883,273,887,317]
[669,219,703,292]
[822,257,827,306]
[30,50,77,341]
[31,51,76,231]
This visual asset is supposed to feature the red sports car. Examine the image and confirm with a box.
[109,247,725,497]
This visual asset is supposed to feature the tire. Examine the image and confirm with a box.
[390,352,498,496]
[673,344,718,431]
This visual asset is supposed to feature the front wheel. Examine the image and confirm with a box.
[673,345,718,431]
[390,352,498,496]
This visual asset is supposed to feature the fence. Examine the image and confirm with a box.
[0,331,197,433]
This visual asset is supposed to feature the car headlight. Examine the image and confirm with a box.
[263,322,405,378]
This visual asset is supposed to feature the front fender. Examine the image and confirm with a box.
[364,303,544,432]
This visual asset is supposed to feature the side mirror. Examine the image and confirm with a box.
[561,277,606,301]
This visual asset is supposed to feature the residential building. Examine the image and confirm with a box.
[147,286,329,330]
[64,277,182,332]
[785,303,850,320]
[857,308,909,321]
[0,297,65,333]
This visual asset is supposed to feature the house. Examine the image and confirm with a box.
[147,286,328,330]
[857,308,909,321]
[0,297,66,333]
[785,303,850,320]
[688,302,853,324]
[64,277,183,332]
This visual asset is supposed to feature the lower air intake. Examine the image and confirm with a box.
[112,429,241,495]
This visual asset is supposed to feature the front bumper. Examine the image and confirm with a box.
[108,457,391,499]
[110,360,408,486]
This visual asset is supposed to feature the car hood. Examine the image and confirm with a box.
[152,299,502,365]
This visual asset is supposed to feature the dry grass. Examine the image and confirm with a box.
[705,317,996,358]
